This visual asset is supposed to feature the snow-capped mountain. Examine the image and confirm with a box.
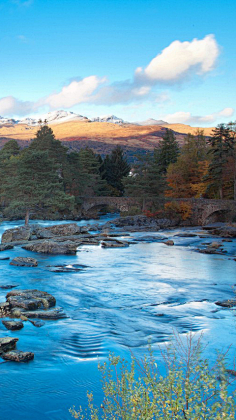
[37,110,89,125]
[0,116,19,125]
[0,110,89,126]
[0,111,168,127]
[91,115,125,124]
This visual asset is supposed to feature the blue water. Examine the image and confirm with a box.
[0,218,235,419]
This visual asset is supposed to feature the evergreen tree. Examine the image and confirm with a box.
[0,140,21,206]
[3,148,74,225]
[102,146,130,196]
[29,124,71,191]
[78,147,108,196]
[206,124,234,199]
[154,129,179,174]
[124,152,164,204]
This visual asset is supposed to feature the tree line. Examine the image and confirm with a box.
[0,121,236,224]
[0,123,130,224]
[125,122,236,202]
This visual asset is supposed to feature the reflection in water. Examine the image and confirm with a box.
[0,219,235,419]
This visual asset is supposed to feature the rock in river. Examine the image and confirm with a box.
[6,289,56,311]
[215,299,236,308]
[10,257,38,267]
[164,240,174,246]
[2,350,34,362]
[21,308,66,319]
[22,240,78,255]
[0,337,18,354]
[0,244,14,251]
[2,320,24,330]
[1,226,31,244]
[101,239,129,248]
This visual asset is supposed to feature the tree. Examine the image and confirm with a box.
[70,335,236,419]
[102,146,130,196]
[154,129,180,174]
[3,148,74,225]
[0,140,21,206]
[226,121,236,200]
[206,124,234,199]
[78,147,109,197]
[124,152,164,207]
[166,131,209,198]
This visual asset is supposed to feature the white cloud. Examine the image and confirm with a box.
[135,35,220,83]
[0,34,222,115]
[0,96,35,116]
[164,107,234,124]
[44,76,106,109]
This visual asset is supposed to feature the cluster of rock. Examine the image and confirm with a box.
[0,289,65,320]
[0,288,66,362]
[0,337,34,362]
[102,215,178,232]
[1,223,130,255]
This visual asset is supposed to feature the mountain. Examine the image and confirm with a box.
[137,118,168,126]
[0,110,89,126]
[91,115,125,124]
[0,110,214,157]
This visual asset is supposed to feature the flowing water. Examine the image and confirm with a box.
[0,216,235,419]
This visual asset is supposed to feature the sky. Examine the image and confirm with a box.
[0,0,235,126]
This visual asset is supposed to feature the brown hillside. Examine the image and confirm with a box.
[162,123,214,136]
[0,120,213,154]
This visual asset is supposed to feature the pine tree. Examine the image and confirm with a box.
[206,124,234,199]
[102,146,130,196]
[124,152,164,206]
[154,129,180,174]
[3,148,74,225]
[78,147,108,197]
[29,124,71,191]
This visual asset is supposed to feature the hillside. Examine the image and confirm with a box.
[0,116,214,156]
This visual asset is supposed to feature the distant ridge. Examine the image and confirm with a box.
[137,118,168,126]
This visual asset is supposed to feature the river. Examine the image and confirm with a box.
[0,216,235,419]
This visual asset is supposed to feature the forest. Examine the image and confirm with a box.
[0,121,236,223]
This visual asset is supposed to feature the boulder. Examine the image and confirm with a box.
[0,244,14,251]
[215,299,236,308]
[29,320,45,327]
[22,308,66,319]
[22,240,78,254]
[48,263,88,273]
[36,223,84,238]
[209,242,222,249]
[2,350,34,362]
[211,226,236,238]
[10,257,38,267]
[101,239,129,248]
[6,289,56,311]
[1,227,31,244]
[0,337,18,354]
[164,240,174,246]
[0,302,10,317]
[2,320,24,330]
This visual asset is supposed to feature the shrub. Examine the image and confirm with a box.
[70,334,236,419]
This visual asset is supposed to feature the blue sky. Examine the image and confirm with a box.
[0,0,235,125]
